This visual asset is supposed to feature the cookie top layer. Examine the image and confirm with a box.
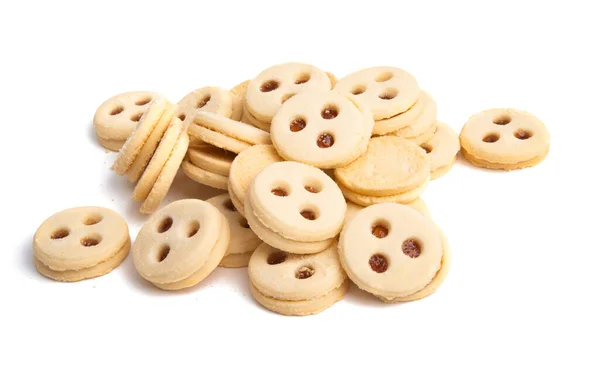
[94,91,159,141]
[460,108,550,163]
[270,90,373,169]
[339,203,442,298]
[335,66,420,120]
[334,136,430,196]
[420,121,460,172]
[248,242,346,300]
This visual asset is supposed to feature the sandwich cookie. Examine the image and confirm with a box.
[420,121,460,180]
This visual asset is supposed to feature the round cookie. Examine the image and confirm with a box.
[96,135,124,151]
[338,203,443,299]
[177,86,234,125]
[93,91,159,141]
[338,177,429,206]
[335,136,430,197]
[392,92,437,139]
[187,143,236,176]
[373,91,427,135]
[195,111,271,145]
[132,199,229,289]
[461,147,550,170]
[230,80,250,97]
[246,62,332,123]
[182,160,228,190]
[334,66,420,120]
[420,121,460,180]
[189,123,251,154]
[241,102,271,131]
[405,122,437,146]
[206,194,262,267]
[249,161,347,242]
[270,90,373,169]
[459,108,550,169]
[33,207,130,277]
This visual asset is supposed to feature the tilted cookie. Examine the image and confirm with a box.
[93,91,159,142]
[133,199,230,290]
[195,110,271,145]
[177,86,234,125]
[460,108,550,170]
[391,92,437,140]
[248,242,349,316]
[33,207,130,282]
[182,160,228,190]
[241,102,271,131]
[420,121,460,180]
[334,66,420,120]
[245,62,332,123]
[373,90,427,135]
[249,161,346,242]
[189,123,251,154]
[270,90,373,169]
[96,135,125,152]
[339,203,446,300]
[338,178,429,207]
[229,81,249,121]
[187,143,236,177]
[207,194,262,267]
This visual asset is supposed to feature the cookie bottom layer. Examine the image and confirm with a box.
[430,156,457,180]
[182,160,229,190]
[219,251,252,268]
[339,177,429,207]
[228,186,246,218]
[34,240,130,282]
[96,134,125,151]
[462,147,549,170]
[250,279,349,316]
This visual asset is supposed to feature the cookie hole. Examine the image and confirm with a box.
[239,218,250,229]
[304,180,323,194]
[369,254,388,273]
[375,72,394,82]
[260,80,279,92]
[157,217,173,233]
[83,214,103,226]
[109,106,124,116]
[290,117,306,132]
[187,221,200,238]
[402,238,422,258]
[197,95,211,109]
[177,113,186,121]
[482,133,500,143]
[300,207,319,221]
[271,187,289,197]
[135,97,152,106]
[371,221,389,238]
[281,93,296,104]
[514,129,532,140]
[157,244,170,262]
[224,199,236,212]
[379,88,398,100]
[295,266,315,279]
[130,112,143,122]
[50,228,70,240]
[321,105,339,120]
[317,133,335,148]
[294,73,311,84]
[420,144,433,154]
[267,251,287,265]
[493,115,512,125]
[80,236,100,247]
[351,85,366,95]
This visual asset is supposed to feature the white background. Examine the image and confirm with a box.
[1,1,599,381]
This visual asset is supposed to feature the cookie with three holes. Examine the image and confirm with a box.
[248,242,349,316]
[132,199,230,290]
[339,203,448,301]
[33,207,130,282]
[460,108,550,170]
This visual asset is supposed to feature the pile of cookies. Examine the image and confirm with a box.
[37,62,550,316]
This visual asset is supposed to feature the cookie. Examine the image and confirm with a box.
[335,136,430,196]
[245,62,331,123]
[177,86,234,125]
[93,91,159,141]
[248,242,348,316]
[391,92,437,140]
[334,66,420,120]
[241,102,271,131]
[133,199,229,290]
[338,178,429,206]
[112,97,170,175]
[248,161,346,242]
[228,144,283,216]
[207,194,262,267]
[189,123,251,154]
[194,110,271,145]
[270,90,373,169]
[96,135,124,152]
[373,91,427,135]
[344,198,431,225]
[33,207,130,281]
[230,80,250,97]
[139,130,189,214]
[187,143,236,176]
[459,108,550,170]
[326,71,338,88]
[181,160,228,190]
[404,121,438,146]
[420,121,460,180]
[338,203,444,300]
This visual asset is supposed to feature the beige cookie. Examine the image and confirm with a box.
[96,135,124,151]
[460,108,550,169]
[335,136,430,196]
[420,121,460,180]
[133,199,229,289]
[270,90,373,169]
[140,131,189,214]
[93,91,158,141]
[249,161,346,242]
[344,198,431,225]
[33,207,130,279]
[248,242,348,315]
[373,91,427,135]
[338,178,429,207]
[177,86,234,125]
[392,92,437,139]
[112,97,170,175]
[405,122,438,146]
[207,194,262,267]
[326,71,337,88]
[241,102,271,131]
[228,144,283,215]
[246,62,332,123]
[461,147,549,170]
[195,111,271,145]
[187,143,236,176]
[132,117,185,201]
[181,160,228,190]
[189,123,251,154]
[339,203,443,299]
[230,80,250,97]
[335,66,420,120]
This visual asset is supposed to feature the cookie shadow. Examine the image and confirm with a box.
[343,283,393,308]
